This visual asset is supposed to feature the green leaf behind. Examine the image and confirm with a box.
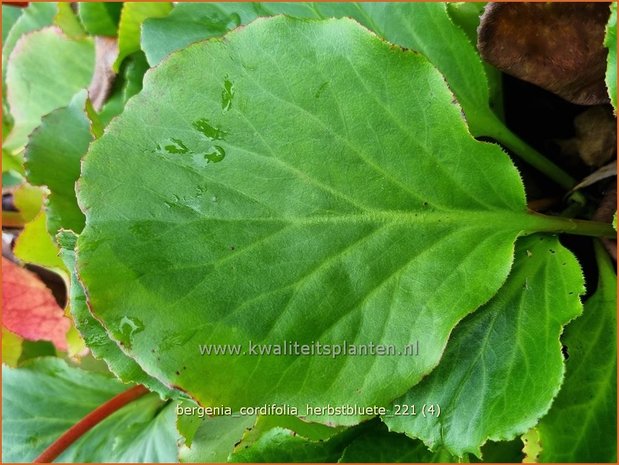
[537,242,617,462]
[5,28,94,150]
[384,235,585,457]
[25,90,92,236]
[57,231,176,398]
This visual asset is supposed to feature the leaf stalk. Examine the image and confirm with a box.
[527,212,617,238]
[33,385,149,463]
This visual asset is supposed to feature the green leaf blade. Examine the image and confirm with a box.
[78,16,537,425]
[77,2,122,37]
[25,90,92,236]
[114,2,172,71]
[2,357,179,463]
[1,357,124,462]
[57,230,176,398]
[537,242,617,462]
[142,2,260,66]
[383,235,585,457]
[5,28,94,150]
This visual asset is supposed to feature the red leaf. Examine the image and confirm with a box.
[2,257,69,350]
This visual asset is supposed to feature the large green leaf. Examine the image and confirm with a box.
[57,231,175,398]
[537,242,617,462]
[77,16,581,426]
[605,3,617,111]
[384,235,585,457]
[4,28,94,150]
[25,90,92,236]
[2,357,179,463]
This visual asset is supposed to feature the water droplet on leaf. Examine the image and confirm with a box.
[204,146,226,163]
[117,316,145,349]
[163,138,190,154]
[193,118,227,140]
[315,81,329,99]
[222,78,235,111]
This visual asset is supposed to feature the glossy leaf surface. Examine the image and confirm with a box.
[77,16,558,425]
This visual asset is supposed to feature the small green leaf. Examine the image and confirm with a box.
[605,3,617,111]
[99,51,150,125]
[25,90,92,236]
[537,241,617,462]
[5,28,94,150]
[384,235,585,457]
[54,3,85,39]
[114,2,172,71]
[1,328,22,367]
[3,182,44,228]
[2,149,24,175]
[77,2,122,36]
[57,230,175,398]
[13,211,65,270]
[521,428,541,463]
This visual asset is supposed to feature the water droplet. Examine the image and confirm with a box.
[204,146,226,163]
[117,316,145,350]
[227,13,241,29]
[221,78,235,111]
[211,195,218,203]
[193,118,227,140]
[195,185,208,197]
[315,81,329,99]
[163,138,190,154]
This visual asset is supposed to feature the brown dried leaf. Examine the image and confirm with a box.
[479,3,611,105]
[557,106,617,167]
